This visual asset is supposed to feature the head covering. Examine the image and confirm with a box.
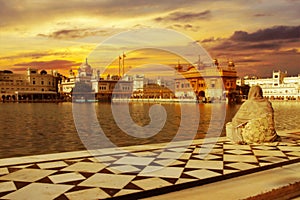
[248,85,264,101]
[229,85,278,143]
[232,85,271,125]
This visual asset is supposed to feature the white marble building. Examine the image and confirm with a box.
[237,70,300,100]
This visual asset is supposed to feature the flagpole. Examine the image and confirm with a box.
[122,52,125,77]
[118,56,121,77]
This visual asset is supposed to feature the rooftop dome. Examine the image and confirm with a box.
[40,69,47,75]
[187,65,197,71]
[79,58,92,75]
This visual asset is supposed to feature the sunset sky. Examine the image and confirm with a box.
[0,0,299,78]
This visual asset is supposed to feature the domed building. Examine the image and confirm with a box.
[174,59,238,102]
[78,58,93,77]
[77,58,93,82]
[0,68,59,102]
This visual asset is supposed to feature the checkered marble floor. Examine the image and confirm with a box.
[0,131,299,200]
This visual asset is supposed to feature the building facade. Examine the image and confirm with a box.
[0,68,59,102]
[58,69,76,100]
[174,60,238,102]
[237,70,300,100]
[92,76,133,101]
[62,59,133,101]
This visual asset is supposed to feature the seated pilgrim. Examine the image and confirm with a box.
[226,85,279,144]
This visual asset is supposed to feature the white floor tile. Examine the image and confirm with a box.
[133,177,172,190]
[157,152,184,159]
[65,188,110,200]
[175,178,197,184]
[184,169,221,179]
[91,155,117,162]
[62,162,106,173]
[286,151,300,157]
[251,145,277,150]
[139,166,183,178]
[277,146,300,151]
[223,144,251,150]
[253,150,286,157]
[79,173,135,189]
[114,189,142,197]
[0,181,16,193]
[186,160,223,169]
[0,168,9,175]
[258,156,288,163]
[192,154,222,160]
[226,162,258,170]
[223,169,239,174]
[194,148,223,155]
[225,149,252,155]
[108,165,140,174]
[168,147,191,152]
[49,172,85,184]
[37,161,68,169]
[179,153,192,160]
[1,183,73,200]
[13,164,34,169]
[154,159,185,167]
[113,156,154,166]
[224,155,258,163]
[0,168,56,182]
[131,151,158,157]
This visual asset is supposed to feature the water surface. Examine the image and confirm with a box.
[0,101,299,158]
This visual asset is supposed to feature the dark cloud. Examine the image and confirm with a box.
[183,24,201,31]
[132,24,151,29]
[273,48,300,55]
[173,24,182,28]
[200,37,222,43]
[155,10,211,22]
[13,60,81,70]
[211,25,300,52]
[201,37,215,43]
[210,42,300,77]
[253,13,271,17]
[184,24,193,29]
[37,28,109,40]
[234,58,262,63]
[230,25,300,42]
[204,25,300,77]
[166,23,201,32]
[210,41,237,51]
[246,43,281,50]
